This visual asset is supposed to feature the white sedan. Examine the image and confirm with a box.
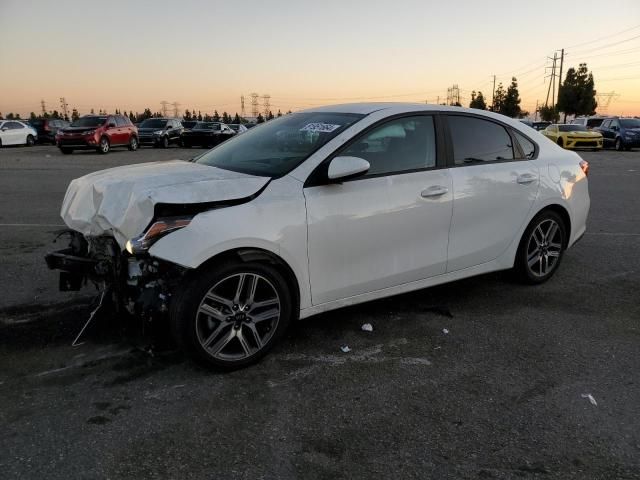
[49,103,590,369]
[0,120,37,147]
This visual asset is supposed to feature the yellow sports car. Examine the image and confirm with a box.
[541,124,603,150]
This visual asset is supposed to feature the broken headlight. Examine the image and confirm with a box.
[125,217,192,255]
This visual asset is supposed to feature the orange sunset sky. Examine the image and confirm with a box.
[1,0,639,118]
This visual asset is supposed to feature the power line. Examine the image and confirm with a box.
[568,33,640,56]
[565,23,640,49]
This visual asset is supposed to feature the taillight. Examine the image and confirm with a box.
[579,160,589,176]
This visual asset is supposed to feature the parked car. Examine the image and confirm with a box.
[541,124,603,150]
[46,103,590,370]
[570,116,605,130]
[596,117,640,151]
[137,118,184,148]
[181,122,236,148]
[181,120,199,131]
[0,120,37,147]
[533,121,551,131]
[228,124,248,135]
[29,118,70,144]
[56,114,139,154]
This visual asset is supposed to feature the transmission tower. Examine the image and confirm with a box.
[160,101,170,117]
[171,102,181,118]
[595,91,620,115]
[250,93,259,118]
[262,94,271,117]
[240,95,246,118]
[40,99,47,115]
[446,85,460,105]
[59,97,69,119]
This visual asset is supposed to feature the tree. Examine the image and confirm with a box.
[277,109,283,117]
[212,110,220,122]
[197,111,202,121]
[128,111,135,123]
[29,112,37,120]
[469,91,487,110]
[538,105,559,122]
[71,108,80,122]
[6,112,15,119]
[256,113,265,124]
[233,113,241,124]
[183,109,192,120]
[267,110,274,120]
[557,63,597,122]
[286,110,292,115]
[492,83,506,113]
[51,110,61,119]
[501,77,522,118]
[90,108,95,114]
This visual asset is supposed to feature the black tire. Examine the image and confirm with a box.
[182,140,191,148]
[97,136,110,154]
[170,261,293,370]
[26,135,35,147]
[60,147,73,155]
[161,136,169,148]
[128,136,138,151]
[514,210,567,284]
[557,138,564,148]
[615,137,623,151]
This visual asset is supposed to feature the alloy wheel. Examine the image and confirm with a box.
[100,138,109,153]
[525,218,563,277]
[195,273,281,361]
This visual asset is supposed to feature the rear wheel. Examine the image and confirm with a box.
[97,136,110,154]
[514,210,567,284]
[171,261,293,370]
[26,135,35,146]
[60,147,73,155]
[128,136,138,151]
[615,137,623,151]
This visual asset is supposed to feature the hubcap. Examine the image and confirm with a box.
[101,140,108,152]
[526,219,562,277]
[195,273,281,361]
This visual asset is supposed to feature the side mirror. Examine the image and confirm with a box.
[108,122,116,128]
[611,125,618,131]
[167,125,173,129]
[327,156,370,181]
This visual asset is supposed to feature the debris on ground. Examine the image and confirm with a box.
[581,393,598,406]
[361,323,373,332]
[442,328,449,335]
[340,345,351,353]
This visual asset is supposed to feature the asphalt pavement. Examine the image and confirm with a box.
[1,144,639,479]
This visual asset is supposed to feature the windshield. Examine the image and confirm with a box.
[194,122,220,130]
[559,125,587,132]
[196,112,364,177]
[229,124,241,131]
[139,119,167,129]
[182,121,198,128]
[620,119,640,128]
[72,116,107,127]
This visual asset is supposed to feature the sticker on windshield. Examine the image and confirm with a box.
[300,123,341,133]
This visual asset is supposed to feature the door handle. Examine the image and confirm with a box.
[421,186,448,198]
[517,173,537,184]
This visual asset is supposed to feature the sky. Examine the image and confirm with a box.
[1,0,639,118]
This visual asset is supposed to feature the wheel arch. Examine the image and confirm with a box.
[530,203,572,248]
[192,247,301,320]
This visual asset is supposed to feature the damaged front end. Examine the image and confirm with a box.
[45,230,187,321]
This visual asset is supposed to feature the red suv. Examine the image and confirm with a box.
[56,114,139,154]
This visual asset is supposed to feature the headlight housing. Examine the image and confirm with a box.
[83,129,96,136]
[125,217,192,255]
[153,130,164,135]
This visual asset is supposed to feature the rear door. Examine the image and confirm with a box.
[115,116,129,145]
[444,114,539,272]
[305,114,453,305]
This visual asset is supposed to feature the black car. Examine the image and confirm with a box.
[181,120,199,131]
[181,122,236,148]
[137,118,184,148]
[29,118,70,144]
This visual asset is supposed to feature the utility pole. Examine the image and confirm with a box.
[250,93,259,118]
[551,52,557,109]
[262,94,271,117]
[544,53,557,107]
[491,75,496,111]
[534,100,539,121]
[556,48,564,109]
[240,95,246,118]
[171,102,181,118]
[40,99,47,116]
[59,97,69,120]
[160,101,169,117]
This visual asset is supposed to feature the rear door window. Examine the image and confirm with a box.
[447,115,514,165]
[115,116,128,127]
[514,131,536,159]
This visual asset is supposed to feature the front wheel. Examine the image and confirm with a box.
[97,136,110,154]
[128,136,138,151]
[26,135,35,146]
[514,211,567,284]
[161,136,169,148]
[615,137,623,151]
[170,261,293,370]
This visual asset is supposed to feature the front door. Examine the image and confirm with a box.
[304,114,453,305]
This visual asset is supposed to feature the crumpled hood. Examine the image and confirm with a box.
[61,160,269,249]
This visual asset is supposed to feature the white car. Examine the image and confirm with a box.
[228,123,248,134]
[47,103,590,369]
[0,120,37,147]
